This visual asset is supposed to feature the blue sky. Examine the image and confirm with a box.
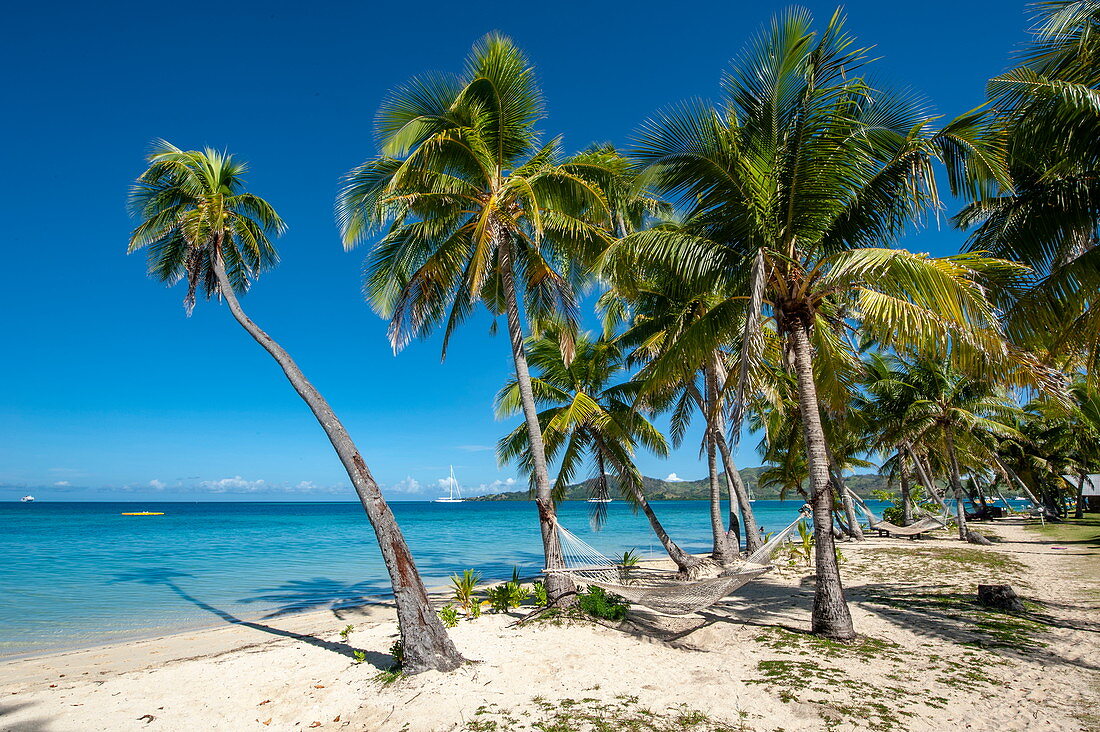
[0,0,1032,501]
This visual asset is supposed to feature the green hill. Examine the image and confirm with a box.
[469,469,887,501]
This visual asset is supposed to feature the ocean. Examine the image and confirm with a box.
[0,499,887,658]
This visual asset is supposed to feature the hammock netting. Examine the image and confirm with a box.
[545,509,811,616]
[846,489,948,537]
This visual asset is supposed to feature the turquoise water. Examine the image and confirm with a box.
[0,499,883,658]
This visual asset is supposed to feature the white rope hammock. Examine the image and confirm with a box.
[545,507,812,616]
[846,488,947,537]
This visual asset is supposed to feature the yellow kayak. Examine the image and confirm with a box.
[121,512,165,516]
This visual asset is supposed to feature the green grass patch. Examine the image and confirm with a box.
[1026,513,1100,545]
[752,627,901,661]
[464,695,744,731]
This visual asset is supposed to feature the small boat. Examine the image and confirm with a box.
[20,495,35,503]
[434,466,465,503]
[586,497,612,503]
[121,512,165,516]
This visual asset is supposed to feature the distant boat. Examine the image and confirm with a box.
[121,512,165,516]
[20,495,34,503]
[586,497,612,504]
[434,466,464,503]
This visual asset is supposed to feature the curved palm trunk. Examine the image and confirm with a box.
[625,481,705,577]
[723,464,742,553]
[784,311,855,640]
[707,433,734,563]
[711,360,762,553]
[212,258,462,674]
[826,445,864,541]
[945,434,989,544]
[497,239,575,605]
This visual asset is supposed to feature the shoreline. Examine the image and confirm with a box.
[3,516,1096,730]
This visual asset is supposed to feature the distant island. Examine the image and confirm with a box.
[469,468,888,501]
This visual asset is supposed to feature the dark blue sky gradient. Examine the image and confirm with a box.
[0,1,1032,500]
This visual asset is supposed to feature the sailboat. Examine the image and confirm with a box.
[20,495,35,503]
[434,466,465,503]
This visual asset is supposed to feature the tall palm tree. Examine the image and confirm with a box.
[606,9,1018,638]
[958,1,1100,374]
[603,265,763,559]
[128,142,463,674]
[496,331,708,576]
[335,35,618,603]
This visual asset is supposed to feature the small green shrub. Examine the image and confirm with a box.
[531,581,549,607]
[450,569,482,615]
[577,585,629,621]
[352,650,367,664]
[438,604,460,628]
[339,624,354,641]
[618,550,641,584]
[389,640,404,669]
[487,568,529,612]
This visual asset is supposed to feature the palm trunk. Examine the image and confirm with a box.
[1076,473,1087,520]
[723,464,742,553]
[899,455,912,526]
[625,481,705,577]
[497,238,575,605]
[711,359,762,553]
[826,445,864,541]
[783,309,855,639]
[212,257,461,674]
[707,432,734,563]
[909,448,949,515]
[944,434,988,544]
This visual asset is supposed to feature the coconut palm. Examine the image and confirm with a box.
[605,9,1019,638]
[603,264,763,559]
[335,35,619,603]
[958,1,1100,374]
[127,142,462,674]
[496,330,707,576]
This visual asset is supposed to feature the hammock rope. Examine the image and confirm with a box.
[545,506,812,616]
[845,488,947,537]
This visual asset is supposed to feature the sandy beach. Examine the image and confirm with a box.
[1,518,1096,731]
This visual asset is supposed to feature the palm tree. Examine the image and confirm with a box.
[603,265,763,559]
[127,142,462,674]
[606,9,1018,638]
[869,357,1021,542]
[957,1,1100,374]
[496,330,708,576]
[335,35,618,604]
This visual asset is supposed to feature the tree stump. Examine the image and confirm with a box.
[977,584,1025,613]
[965,530,993,546]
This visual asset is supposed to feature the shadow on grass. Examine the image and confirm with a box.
[111,569,392,669]
[850,583,1100,672]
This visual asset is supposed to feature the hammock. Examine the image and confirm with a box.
[845,489,947,537]
[545,507,811,616]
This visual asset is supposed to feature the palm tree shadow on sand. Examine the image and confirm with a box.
[111,568,392,668]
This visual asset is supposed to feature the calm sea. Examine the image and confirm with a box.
[0,499,886,658]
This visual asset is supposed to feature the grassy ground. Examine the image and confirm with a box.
[1025,512,1100,544]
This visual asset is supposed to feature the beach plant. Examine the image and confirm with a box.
[617,550,641,585]
[339,624,354,641]
[577,585,629,622]
[487,570,530,613]
[438,604,460,628]
[606,8,1023,639]
[450,569,482,616]
[336,34,627,606]
[127,142,462,674]
[352,650,367,664]
[531,581,549,607]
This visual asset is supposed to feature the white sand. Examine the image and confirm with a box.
[2,519,1097,731]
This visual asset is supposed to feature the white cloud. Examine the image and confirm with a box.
[666,473,686,482]
[476,477,517,494]
[54,480,70,487]
[390,476,424,494]
[148,479,166,490]
[199,476,267,493]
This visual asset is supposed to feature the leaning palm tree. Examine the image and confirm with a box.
[496,330,709,577]
[336,35,618,604]
[128,142,462,674]
[605,9,1020,638]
